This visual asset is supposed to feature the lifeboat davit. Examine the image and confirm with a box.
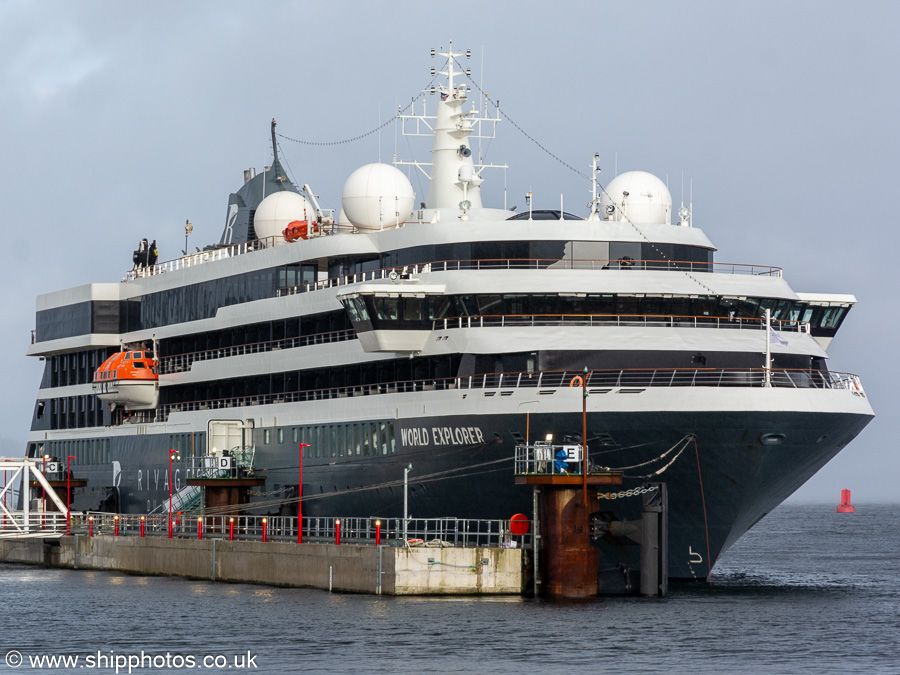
[91,350,159,411]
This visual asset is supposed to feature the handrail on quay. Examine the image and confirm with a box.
[70,513,532,550]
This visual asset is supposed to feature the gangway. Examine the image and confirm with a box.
[149,446,256,515]
[0,458,78,538]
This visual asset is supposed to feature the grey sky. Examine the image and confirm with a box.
[2,1,896,501]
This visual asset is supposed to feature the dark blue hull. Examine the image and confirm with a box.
[61,405,871,579]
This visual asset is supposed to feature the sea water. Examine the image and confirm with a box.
[1,503,898,674]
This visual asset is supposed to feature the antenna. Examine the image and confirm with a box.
[479,46,484,165]
[588,153,601,221]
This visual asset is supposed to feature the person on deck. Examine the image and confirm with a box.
[554,448,570,474]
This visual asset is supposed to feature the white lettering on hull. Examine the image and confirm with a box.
[401,426,484,447]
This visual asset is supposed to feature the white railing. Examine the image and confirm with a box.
[514,442,586,476]
[72,513,531,549]
[433,314,812,333]
[157,367,864,421]
[0,512,71,539]
[125,237,282,281]
[159,330,356,375]
[277,259,783,297]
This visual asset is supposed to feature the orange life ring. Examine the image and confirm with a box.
[570,375,584,387]
[407,538,424,546]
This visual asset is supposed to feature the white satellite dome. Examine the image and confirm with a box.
[342,163,415,230]
[253,191,315,244]
[601,171,672,225]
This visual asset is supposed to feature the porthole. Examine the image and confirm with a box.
[760,433,786,446]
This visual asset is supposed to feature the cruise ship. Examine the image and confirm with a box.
[24,45,874,579]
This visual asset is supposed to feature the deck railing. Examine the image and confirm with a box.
[156,316,806,376]
[157,367,863,420]
[159,329,356,375]
[125,234,782,286]
[276,259,782,296]
[432,314,810,332]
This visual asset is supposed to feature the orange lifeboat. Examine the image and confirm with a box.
[91,350,159,410]
[283,219,317,242]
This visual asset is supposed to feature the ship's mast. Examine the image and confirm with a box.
[424,42,483,212]
[395,43,506,216]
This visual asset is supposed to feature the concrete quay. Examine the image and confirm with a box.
[0,536,524,596]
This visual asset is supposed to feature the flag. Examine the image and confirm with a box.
[768,326,788,346]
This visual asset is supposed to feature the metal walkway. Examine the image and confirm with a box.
[0,458,76,538]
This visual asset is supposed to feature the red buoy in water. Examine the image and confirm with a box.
[836,488,855,513]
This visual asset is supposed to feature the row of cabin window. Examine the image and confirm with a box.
[46,348,118,388]
[34,438,111,466]
[261,422,396,458]
[40,394,104,430]
[168,433,205,457]
[160,310,350,358]
[344,293,849,330]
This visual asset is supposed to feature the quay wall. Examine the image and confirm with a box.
[0,537,523,596]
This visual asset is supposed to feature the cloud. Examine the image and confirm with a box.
[2,10,108,103]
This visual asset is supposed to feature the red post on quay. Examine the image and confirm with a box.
[140,516,145,537]
[375,520,381,546]
[229,517,234,541]
[262,518,268,543]
[197,517,203,540]
[88,516,94,537]
[335,519,341,546]
[114,515,119,537]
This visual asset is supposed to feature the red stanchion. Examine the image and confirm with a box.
[168,519,173,539]
[229,517,234,541]
[114,515,119,537]
[335,519,341,546]
[140,516,145,538]
[89,516,94,537]
[197,517,203,540]
[375,520,381,546]
[262,518,268,543]
[298,442,310,543]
